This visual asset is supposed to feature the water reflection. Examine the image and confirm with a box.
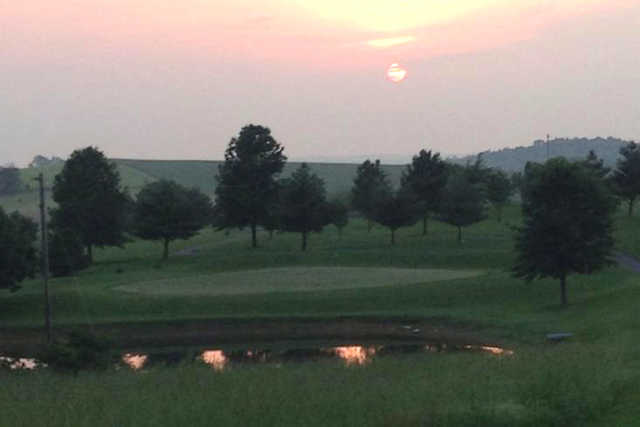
[331,346,377,365]
[0,356,39,370]
[201,350,227,371]
[463,345,514,356]
[122,353,148,370]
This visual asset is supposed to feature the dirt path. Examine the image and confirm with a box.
[615,251,640,273]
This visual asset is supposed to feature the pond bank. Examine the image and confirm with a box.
[0,316,503,356]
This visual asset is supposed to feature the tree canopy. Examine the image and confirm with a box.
[372,188,420,245]
[351,159,392,232]
[486,169,513,222]
[278,163,329,251]
[0,167,22,196]
[51,147,130,262]
[133,180,213,259]
[401,150,448,235]
[513,158,617,306]
[0,207,37,291]
[437,172,487,242]
[214,124,286,247]
[613,142,640,216]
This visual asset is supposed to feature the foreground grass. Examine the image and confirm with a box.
[2,343,637,427]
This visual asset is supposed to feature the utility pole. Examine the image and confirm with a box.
[35,173,51,344]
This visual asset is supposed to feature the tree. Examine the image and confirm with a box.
[325,198,349,236]
[51,147,130,262]
[513,158,616,307]
[48,227,90,277]
[613,142,640,216]
[0,207,37,291]
[278,164,329,251]
[214,124,286,248]
[351,160,392,232]
[438,172,487,242]
[582,150,610,180]
[373,188,420,245]
[133,180,213,260]
[486,169,513,222]
[401,150,448,235]
[0,167,21,195]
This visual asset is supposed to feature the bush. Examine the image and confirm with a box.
[40,330,113,373]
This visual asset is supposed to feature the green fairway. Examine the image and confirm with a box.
[115,266,482,296]
[2,204,640,426]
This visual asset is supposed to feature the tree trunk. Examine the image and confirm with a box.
[497,206,503,223]
[87,244,93,263]
[391,229,395,245]
[301,231,307,251]
[251,223,257,248]
[367,219,372,233]
[629,199,635,217]
[269,230,274,240]
[423,216,428,236]
[163,239,170,260]
[560,274,568,307]
[457,226,462,243]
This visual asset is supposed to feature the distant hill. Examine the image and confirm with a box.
[448,137,631,172]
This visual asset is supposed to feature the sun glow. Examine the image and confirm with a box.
[332,346,377,365]
[387,63,407,83]
[201,350,228,371]
[366,36,416,48]
[293,0,506,32]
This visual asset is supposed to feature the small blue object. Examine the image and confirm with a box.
[546,333,573,341]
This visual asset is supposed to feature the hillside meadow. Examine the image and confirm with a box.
[1,204,640,426]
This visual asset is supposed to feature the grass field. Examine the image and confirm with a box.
[2,204,640,426]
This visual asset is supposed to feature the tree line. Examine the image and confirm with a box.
[3,124,640,306]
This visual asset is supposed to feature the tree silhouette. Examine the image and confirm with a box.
[513,159,616,306]
[438,172,487,242]
[613,142,640,216]
[401,150,448,235]
[0,207,37,292]
[373,188,420,245]
[486,169,513,222]
[133,180,213,260]
[278,164,329,251]
[51,147,130,262]
[214,125,286,248]
[351,160,391,232]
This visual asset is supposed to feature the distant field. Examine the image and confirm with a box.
[115,266,482,296]
[113,158,405,196]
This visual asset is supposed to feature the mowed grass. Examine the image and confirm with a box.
[3,204,640,426]
[116,267,482,296]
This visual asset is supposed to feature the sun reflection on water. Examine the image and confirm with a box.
[122,353,148,370]
[201,350,228,371]
[332,346,377,365]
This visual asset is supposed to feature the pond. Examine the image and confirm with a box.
[1,342,513,372]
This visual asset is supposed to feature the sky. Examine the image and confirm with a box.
[2,0,640,166]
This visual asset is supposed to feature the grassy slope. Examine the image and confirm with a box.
[114,158,405,196]
[2,206,640,426]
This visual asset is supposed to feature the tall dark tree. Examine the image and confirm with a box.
[214,124,286,248]
[438,172,487,242]
[513,159,616,307]
[0,207,37,291]
[133,180,213,260]
[51,147,130,262]
[486,169,513,222]
[613,142,640,216]
[278,164,329,251]
[0,167,22,195]
[401,150,448,235]
[373,188,420,245]
[351,160,392,232]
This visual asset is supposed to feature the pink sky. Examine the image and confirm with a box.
[1,0,639,165]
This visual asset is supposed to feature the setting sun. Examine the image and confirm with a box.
[387,63,407,83]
